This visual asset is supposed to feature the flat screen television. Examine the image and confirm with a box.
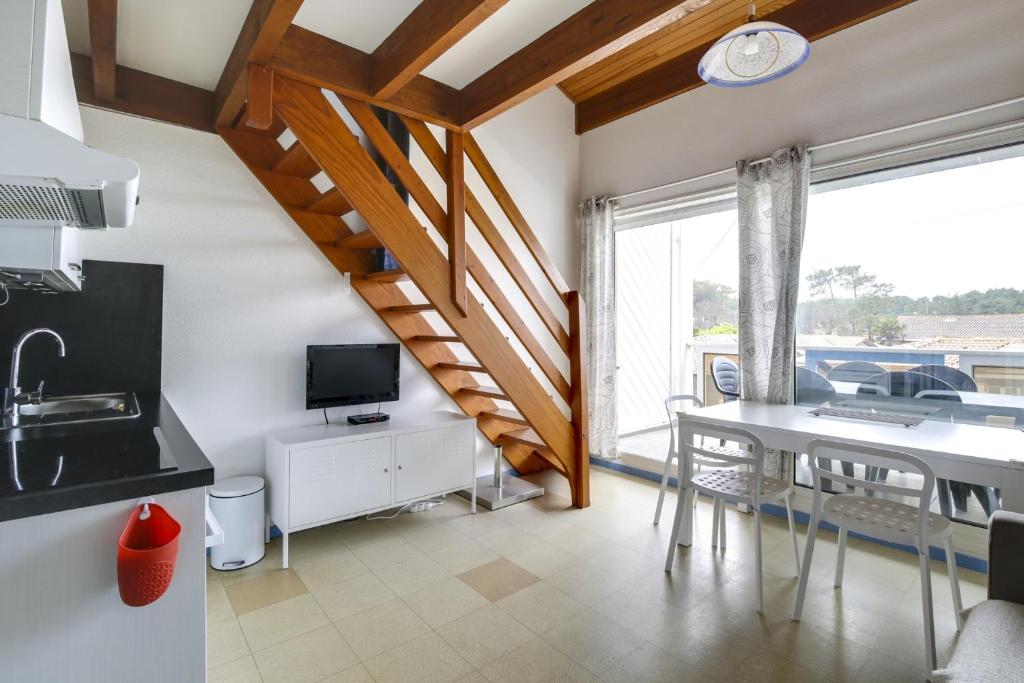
[306,344,400,409]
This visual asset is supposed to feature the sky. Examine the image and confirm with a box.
[662,152,1024,303]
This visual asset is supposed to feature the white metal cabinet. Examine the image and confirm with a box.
[289,436,392,528]
[395,425,473,501]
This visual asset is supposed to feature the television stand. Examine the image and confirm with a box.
[348,412,390,425]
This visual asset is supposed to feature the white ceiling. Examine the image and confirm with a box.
[61,0,593,93]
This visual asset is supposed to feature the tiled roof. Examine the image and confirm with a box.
[898,314,1024,339]
[908,337,1024,351]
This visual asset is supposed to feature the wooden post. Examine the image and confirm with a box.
[568,290,590,508]
[446,130,468,316]
[244,64,275,130]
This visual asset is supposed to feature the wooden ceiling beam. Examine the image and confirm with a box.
[71,52,215,133]
[86,0,118,102]
[371,0,507,99]
[575,0,918,133]
[459,0,699,129]
[214,0,303,129]
[270,25,462,130]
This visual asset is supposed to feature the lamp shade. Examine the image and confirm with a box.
[698,20,810,88]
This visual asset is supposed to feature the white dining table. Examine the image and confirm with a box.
[673,400,1024,546]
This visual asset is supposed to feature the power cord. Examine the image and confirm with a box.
[323,407,328,425]
[366,498,444,521]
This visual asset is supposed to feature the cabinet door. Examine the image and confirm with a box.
[289,436,392,528]
[394,425,473,502]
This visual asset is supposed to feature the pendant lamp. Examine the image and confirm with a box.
[697,1,810,87]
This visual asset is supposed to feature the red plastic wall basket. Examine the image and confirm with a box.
[117,501,181,607]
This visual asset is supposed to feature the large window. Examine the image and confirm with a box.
[794,145,1024,525]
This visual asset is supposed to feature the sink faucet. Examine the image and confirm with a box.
[3,328,66,419]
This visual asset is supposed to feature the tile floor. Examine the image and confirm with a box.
[207,467,985,682]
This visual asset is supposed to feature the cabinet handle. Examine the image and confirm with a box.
[397,465,403,470]
[384,467,389,473]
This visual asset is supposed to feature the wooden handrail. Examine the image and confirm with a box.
[463,132,571,301]
[446,130,468,316]
[340,97,571,403]
[567,290,590,507]
[398,114,571,354]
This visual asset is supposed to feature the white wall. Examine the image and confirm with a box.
[579,0,1024,200]
[78,92,579,480]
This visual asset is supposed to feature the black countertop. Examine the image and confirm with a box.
[0,392,213,522]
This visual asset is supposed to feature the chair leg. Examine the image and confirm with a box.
[664,486,690,572]
[834,527,848,589]
[785,495,801,576]
[711,497,721,548]
[653,451,675,526]
[682,485,696,547]
[944,537,964,631]
[754,506,765,614]
[719,502,727,550]
[936,479,953,519]
[919,548,938,672]
[793,511,820,621]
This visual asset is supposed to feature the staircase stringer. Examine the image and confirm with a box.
[271,76,582,502]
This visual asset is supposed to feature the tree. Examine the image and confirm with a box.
[806,268,837,300]
[835,265,875,299]
[693,280,737,333]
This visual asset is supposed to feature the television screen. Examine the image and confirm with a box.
[306,344,400,409]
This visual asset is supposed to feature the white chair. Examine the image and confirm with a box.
[653,395,742,545]
[664,424,801,613]
[792,440,964,672]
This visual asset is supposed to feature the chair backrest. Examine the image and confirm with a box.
[664,394,703,455]
[711,357,740,400]
[909,364,978,392]
[858,371,960,400]
[806,439,936,543]
[796,366,837,406]
[827,361,886,383]
[681,423,768,502]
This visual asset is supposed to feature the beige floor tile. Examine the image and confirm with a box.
[599,642,711,683]
[208,578,236,625]
[335,598,432,660]
[373,554,452,596]
[475,523,543,555]
[497,581,587,635]
[402,576,491,628]
[447,510,513,540]
[285,526,350,567]
[238,594,329,652]
[504,541,577,578]
[729,647,830,683]
[429,535,501,574]
[854,649,929,682]
[545,560,630,606]
[436,604,535,668]
[224,568,308,616]
[319,663,375,683]
[291,548,369,592]
[458,557,540,602]
[208,618,252,670]
[537,522,611,556]
[363,632,474,683]
[481,637,597,683]
[313,572,397,622]
[252,624,357,683]
[594,582,694,640]
[219,542,284,587]
[542,608,644,676]
[350,534,424,570]
[332,518,401,548]
[208,655,262,683]
[649,618,758,680]
[458,672,490,683]
[393,517,471,552]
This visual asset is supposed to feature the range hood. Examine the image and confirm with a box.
[0,0,140,230]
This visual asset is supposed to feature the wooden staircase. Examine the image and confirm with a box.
[219,75,589,507]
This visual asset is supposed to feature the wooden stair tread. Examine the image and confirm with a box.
[383,303,434,313]
[459,385,506,400]
[435,361,484,371]
[305,188,351,215]
[479,409,529,426]
[499,428,550,451]
[335,231,382,249]
[411,336,461,343]
[364,269,408,282]
[273,141,320,178]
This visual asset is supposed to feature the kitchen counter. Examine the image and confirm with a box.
[0,392,213,521]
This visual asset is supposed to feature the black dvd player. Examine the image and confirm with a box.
[347,412,391,425]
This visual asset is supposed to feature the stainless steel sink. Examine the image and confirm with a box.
[2,392,141,430]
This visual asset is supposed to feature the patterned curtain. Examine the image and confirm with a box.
[737,145,810,478]
[579,196,618,459]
